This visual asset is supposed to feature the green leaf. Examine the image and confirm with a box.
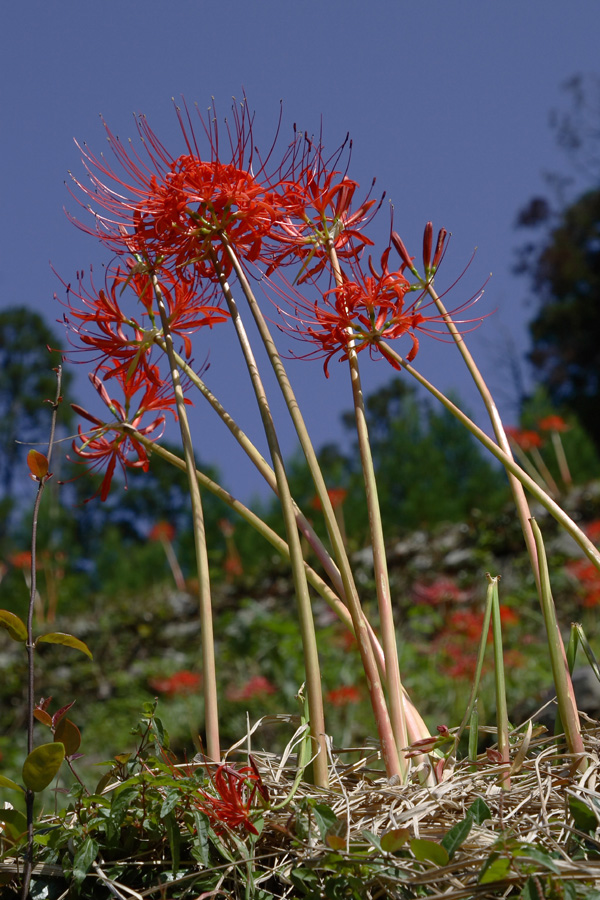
[514,844,559,873]
[191,810,210,866]
[0,807,27,840]
[164,812,181,875]
[35,632,92,659]
[54,717,81,757]
[72,836,98,885]
[0,774,24,793]
[0,609,27,642]
[22,742,65,792]
[570,796,599,834]
[479,854,511,884]
[361,829,384,853]
[441,816,472,859]
[312,803,339,843]
[466,796,492,825]
[410,838,449,866]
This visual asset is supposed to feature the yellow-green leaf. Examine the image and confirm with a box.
[410,838,449,866]
[0,774,24,793]
[35,632,92,659]
[23,742,65,792]
[0,610,27,642]
[381,828,410,853]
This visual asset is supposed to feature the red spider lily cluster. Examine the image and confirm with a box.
[566,559,600,608]
[59,96,474,498]
[148,670,202,696]
[326,685,361,707]
[225,675,277,702]
[195,758,268,835]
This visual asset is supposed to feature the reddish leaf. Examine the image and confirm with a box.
[27,449,49,480]
[33,708,53,728]
[54,718,81,757]
[52,700,76,729]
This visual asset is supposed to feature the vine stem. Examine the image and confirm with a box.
[22,367,63,900]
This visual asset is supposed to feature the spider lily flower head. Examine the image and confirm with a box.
[266,132,382,283]
[59,262,227,380]
[505,427,543,452]
[69,363,183,500]
[273,247,477,376]
[195,758,268,835]
[538,414,570,433]
[67,96,294,280]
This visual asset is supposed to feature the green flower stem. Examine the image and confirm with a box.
[509,441,555,494]
[379,341,600,571]
[222,240,409,776]
[151,274,220,763]
[425,284,544,594]
[531,518,585,765]
[154,340,402,704]
[323,246,408,774]
[551,431,572,487]
[529,446,560,496]
[211,257,329,787]
[122,426,354,629]
[489,575,510,787]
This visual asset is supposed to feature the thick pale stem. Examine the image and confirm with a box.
[489,576,510,787]
[212,258,329,787]
[379,341,600,571]
[151,274,220,762]
[223,240,407,776]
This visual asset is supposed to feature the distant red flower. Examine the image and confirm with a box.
[585,520,600,543]
[226,675,277,702]
[149,521,176,543]
[505,427,543,451]
[538,415,570,433]
[9,551,37,570]
[149,670,202,696]
[195,758,268,835]
[412,577,471,606]
[310,487,347,511]
[326,685,361,706]
[566,558,600,607]
[498,605,520,627]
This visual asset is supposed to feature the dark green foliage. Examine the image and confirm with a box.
[0,308,73,536]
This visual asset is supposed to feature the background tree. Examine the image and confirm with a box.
[0,307,73,538]
[515,75,600,452]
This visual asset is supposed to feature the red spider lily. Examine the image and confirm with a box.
[310,487,347,511]
[266,135,381,282]
[412,577,472,607]
[326,685,361,707]
[274,247,476,376]
[538,415,570,433]
[195,758,268,835]
[566,559,600,607]
[226,675,277,702]
[505,427,543,452]
[70,365,178,500]
[149,670,202,696]
[59,262,227,378]
[149,521,176,543]
[67,97,296,279]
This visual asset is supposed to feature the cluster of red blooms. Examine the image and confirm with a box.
[506,416,570,452]
[148,670,202,696]
[59,96,468,499]
[225,675,277,702]
[195,757,268,835]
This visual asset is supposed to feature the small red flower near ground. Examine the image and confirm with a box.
[195,758,268,835]
[149,670,202,696]
[326,685,361,707]
[226,675,277,702]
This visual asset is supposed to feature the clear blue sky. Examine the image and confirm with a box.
[2,2,598,501]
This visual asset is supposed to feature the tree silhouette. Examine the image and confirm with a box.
[516,76,600,451]
[0,307,72,534]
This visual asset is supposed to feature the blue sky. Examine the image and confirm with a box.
[2,2,598,501]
